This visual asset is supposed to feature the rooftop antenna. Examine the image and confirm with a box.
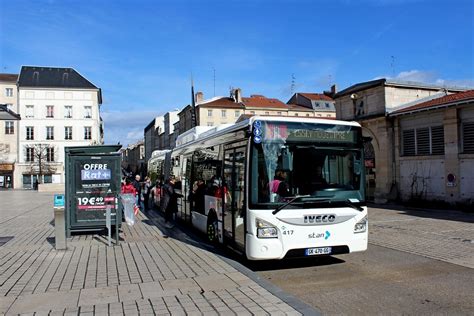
[290,73,296,94]
[191,73,197,127]
[213,68,216,97]
[391,55,396,78]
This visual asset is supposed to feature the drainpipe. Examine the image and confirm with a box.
[388,115,398,200]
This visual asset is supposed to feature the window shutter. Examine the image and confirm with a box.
[431,126,444,155]
[416,127,430,155]
[402,129,415,156]
[463,122,474,153]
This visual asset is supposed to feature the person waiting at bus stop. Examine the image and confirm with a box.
[133,175,142,210]
[161,175,182,228]
[121,178,136,195]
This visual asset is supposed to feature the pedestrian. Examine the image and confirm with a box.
[143,176,151,211]
[121,178,136,195]
[132,174,142,210]
[191,179,205,214]
[161,175,181,227]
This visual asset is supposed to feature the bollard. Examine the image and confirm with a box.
[106,205,112,247]
[54,194,67,250]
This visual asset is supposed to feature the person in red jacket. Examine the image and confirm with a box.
[121,178,136,195]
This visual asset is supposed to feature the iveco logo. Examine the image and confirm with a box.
[304,214,336,224]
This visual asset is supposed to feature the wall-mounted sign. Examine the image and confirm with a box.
[0,164,14,171]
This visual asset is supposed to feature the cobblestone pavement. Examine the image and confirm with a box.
[368,204,474,268]
[0,191,313,315]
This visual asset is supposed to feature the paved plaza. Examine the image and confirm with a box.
[1,191,473,315]
[368,204,474,269]
[0,191,313,315]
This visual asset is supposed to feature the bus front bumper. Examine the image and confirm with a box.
[245,233,367,260]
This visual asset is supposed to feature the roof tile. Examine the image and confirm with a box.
[0,73,18,82]
[391,90,474,114]
[242,96,288,109]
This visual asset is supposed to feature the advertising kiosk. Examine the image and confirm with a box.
[65,145,122,237]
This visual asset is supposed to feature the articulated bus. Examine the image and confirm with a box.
[151,116,368,260]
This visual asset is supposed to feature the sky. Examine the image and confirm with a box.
[1,0,473,146]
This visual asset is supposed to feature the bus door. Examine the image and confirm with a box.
[223,146,246,250]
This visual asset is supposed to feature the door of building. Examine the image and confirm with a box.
[364,140,376,201]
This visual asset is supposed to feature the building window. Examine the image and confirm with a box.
[46,126,54,140]
[84,126,92,140]
[65,126,73,140]
[250,111,255,115]
[46,147,54,162]
[46,105,54,118]
[462,122,474,154]
[277,111,282,115]
[265,111,269,115]
[64,106,73,118]
[26,105,34,118]
[26,147,34,162]
[5,88,13,97]
[327,114,331,117]
[207,122,214,126]
[325,103,330,108]
[294,113,299,116]
[84,106,92,119]
[235,110,240,118]
[316,103,320,107]
[44,174,53,183]
[26,126,34,140]
[5,121,14,135]
[317,114,322,117]
[402,126,444,156]
[306,114,310,117]
[207,110,213,117]
[221,110,226,118]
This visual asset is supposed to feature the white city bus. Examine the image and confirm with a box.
[156,116,368,260]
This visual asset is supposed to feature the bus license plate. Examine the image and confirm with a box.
[305,247,332,256]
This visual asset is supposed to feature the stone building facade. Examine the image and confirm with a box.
[0,74,20,188]
[390,90,474,205]
[15,66,103,188]
[334,79,467,203]
[287,92,336,118]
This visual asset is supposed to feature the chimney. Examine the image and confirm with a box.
[324,84,338,98]
[195,91,204,104]
[234,88,242,103]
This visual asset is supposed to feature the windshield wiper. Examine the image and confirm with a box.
[345,199,364,211]
[272,195,331,215]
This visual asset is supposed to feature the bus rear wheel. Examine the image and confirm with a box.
[207,217,218,243]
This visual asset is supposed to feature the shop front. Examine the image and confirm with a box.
[0,164,14,189]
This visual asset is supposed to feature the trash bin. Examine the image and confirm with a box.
[121,193,136,226]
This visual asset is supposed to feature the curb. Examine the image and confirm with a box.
[155,211,321,316]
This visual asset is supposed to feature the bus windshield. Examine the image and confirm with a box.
[249,121,364,208]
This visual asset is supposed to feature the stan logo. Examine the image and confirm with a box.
[304,214,336,224]
[308,231,331,239]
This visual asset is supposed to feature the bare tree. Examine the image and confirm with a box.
[25,144,58,184]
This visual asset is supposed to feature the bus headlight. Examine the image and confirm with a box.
[354,216,367,233]
[256,218,278,238]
